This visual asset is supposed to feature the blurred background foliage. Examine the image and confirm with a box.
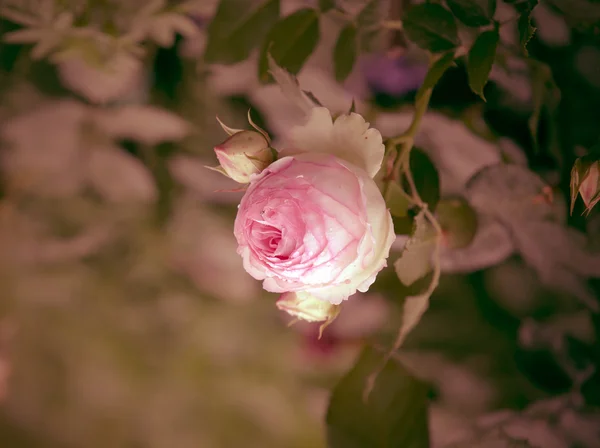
[0,0,599,447]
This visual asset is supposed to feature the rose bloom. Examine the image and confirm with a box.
[233,107,395,306]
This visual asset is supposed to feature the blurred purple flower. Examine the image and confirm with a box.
[361,53,428,96]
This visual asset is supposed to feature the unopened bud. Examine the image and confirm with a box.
[214,131,274,183]
[571,156,600,216]
[276,292,341,337]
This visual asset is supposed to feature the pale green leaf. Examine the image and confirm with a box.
[467,29,499,101]
[326,346,429,448]
[394,211,436,286]
[333,23,358,82]
[403,3,459,53]
[386,181,410,218]
[258,8,320,82]
[203,0,280,64]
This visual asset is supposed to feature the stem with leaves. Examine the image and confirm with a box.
[365,57,444,400]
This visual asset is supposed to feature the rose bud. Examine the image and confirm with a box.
[276,291,341,323]
[276,292,342,338]
[571,156,600,216]
[214,130,275,183]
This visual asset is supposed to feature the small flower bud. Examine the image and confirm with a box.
[214,130,274,183]
[571,156,600,216]
[276,292,341,337]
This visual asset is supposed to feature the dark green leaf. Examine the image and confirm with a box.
[326,347,430,448]
[258,8,320,82]
[406,148,440,211]
[505,0,538,14]
[436,197,478,249]
[393,215,414,236]
[204,0,280,64]
[333,23,358,82]
[517,11,536,56]
[319,0,336,13]
[467,29,499,101]
[403,4,459,53]
[446,0,496,27]
[416,51,456,100]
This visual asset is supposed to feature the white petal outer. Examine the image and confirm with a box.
[288,107,385,179]
[235,153,394,305]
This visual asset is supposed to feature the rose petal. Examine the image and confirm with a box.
[288,107,384,178]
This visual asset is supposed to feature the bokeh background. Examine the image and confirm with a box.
[1,0,600,447]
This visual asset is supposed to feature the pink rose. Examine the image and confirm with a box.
[233,108,395,305]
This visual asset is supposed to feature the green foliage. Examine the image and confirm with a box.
[528,61,558,152]
[403,3,459,53]
[406,148,440,211]
[318,0,336,13]
[258,8,320,82]
[446,0,497,27]
[394,212,436,287]
[204,0,280,64]
[436,197,478,249]
[386,181,411,218]
[467,28,499,101]
[416,51,456,100]
[356,0,386,53]
[333,23,358,82]
[518,11,536,56]
[326,347,429,448]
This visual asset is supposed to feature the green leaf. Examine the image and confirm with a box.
[528,62,555,152]
[436,197,478,249]
[326,346,430,448]
[394,211,436,286]
[416,51,456,100]
[446,0,496,27]
[356,0,386,53]
[318,0,336,13]
[403,3,459,53]
[505,0,538,14]
[467,29,499,101]
[204,0,280,64]
[406,148,440,211]
[386,181,411,218]
[356,0,381,28]
[518,11,536,56]
[258,8,320,82]
[333,23,358,82]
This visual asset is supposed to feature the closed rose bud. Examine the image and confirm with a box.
[571,155,600,216]
[214,131,274,183]
[276,291,341,323]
